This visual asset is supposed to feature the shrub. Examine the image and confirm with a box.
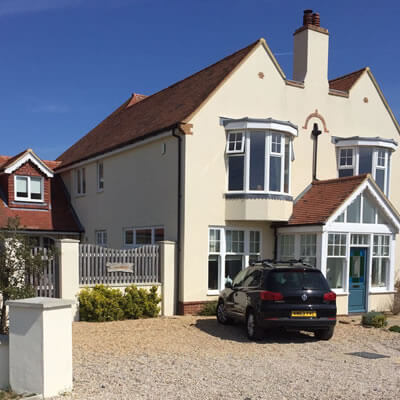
[123,285,161,319]
[389,325,400,333]
[79,285,125,322]
[391,280,400,315]
[198,301,217,316]
[79,284,161,322]
[361,311,387,328]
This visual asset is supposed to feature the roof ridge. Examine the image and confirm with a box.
[312,174,369,185]
[127,39,261,110]
[329,67,367,83]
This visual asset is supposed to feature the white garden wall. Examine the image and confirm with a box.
[0,334,9,390]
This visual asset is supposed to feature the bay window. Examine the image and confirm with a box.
[208,227,261,292]
[334,137,397,195]
[227,131,291,194]
[224,118,297,195]
[278,233,317,267]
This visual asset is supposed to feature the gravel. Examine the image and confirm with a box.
[53,316,400,400]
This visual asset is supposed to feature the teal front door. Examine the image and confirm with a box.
[349,248,367,312]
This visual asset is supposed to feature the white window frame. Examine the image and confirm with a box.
[226,132,245,154]
[371,234,391,291]
[326,233,347,291]
[123,226,164,247]
[75,167,86,196]
[95,230,107,247]
[14,175,44,202]
[208,227,262,295]
[226,130,292,195]
[97,161,104,192]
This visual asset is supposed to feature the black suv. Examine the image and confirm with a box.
[216,260,337,341]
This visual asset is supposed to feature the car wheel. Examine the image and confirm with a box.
[216,301,231,325]
[314,326,335,341]
[246,310,263,340]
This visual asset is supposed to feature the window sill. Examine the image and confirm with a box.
[332,290,349,296]
[14,198,44,203]
[207,290,220,296]
[225,192,293,201]
[369,289,395,294]
[75,193,86,198]
[97,189,104,194]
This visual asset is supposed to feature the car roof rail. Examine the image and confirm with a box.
[250,258,317,269]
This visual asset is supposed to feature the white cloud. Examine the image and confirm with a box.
[0,0,82,17]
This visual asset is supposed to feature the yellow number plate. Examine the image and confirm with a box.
[291,311,317,318]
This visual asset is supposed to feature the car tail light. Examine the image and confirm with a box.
[323,291,336,302]
[260,291,283,301]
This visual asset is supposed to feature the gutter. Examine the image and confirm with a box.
[172,125,183,314]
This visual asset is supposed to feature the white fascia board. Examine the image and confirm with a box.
[325,179,400,233]
[56,129,173,173]
[223,120,298,137]
[334,139,397,151]
[326,223,393,234]
[4,152,54,178]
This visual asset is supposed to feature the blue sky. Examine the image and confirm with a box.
[1,0,400,160]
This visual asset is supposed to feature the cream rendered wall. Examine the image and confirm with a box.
[183,41,400,303]
[368,293,395,312]
[61,135,179,248]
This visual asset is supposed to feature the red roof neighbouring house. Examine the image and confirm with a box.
[0,150,82,233]
[287,175,368,226]
[329,67,367,92]
[56,40,260,169]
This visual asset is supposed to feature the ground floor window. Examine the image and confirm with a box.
[124,226,164,247]
[326,233,347,289]
[278,233,317,267]
[95,230,108,247]
[208,227,261,292]
[372,235,390,288]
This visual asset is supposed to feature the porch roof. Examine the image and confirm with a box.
[287,175,369,226]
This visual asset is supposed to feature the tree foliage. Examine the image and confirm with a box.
[0,217,51,334]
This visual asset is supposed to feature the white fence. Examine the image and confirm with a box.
[79,244,160,287]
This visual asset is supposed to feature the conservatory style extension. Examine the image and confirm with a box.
[277,174,400,315]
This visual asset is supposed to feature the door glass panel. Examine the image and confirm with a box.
[249,132,265,190]
[350,252,365,283]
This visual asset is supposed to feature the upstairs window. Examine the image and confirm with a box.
[336,141,395,195]
[97,162,104,191]
[15,176,43,202]
[76,167,86,195]
[95,230,107,247]
[227,131,292,194]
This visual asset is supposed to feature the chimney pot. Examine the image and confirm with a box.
[303,9,313,26]
[312,13,320,27]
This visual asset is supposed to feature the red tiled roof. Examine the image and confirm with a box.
[329,67,367,92]
[288,175,368,226]
[0,150,60,172]
[127,93,148,108]
[56,40,260,168]
[0,175,82,232]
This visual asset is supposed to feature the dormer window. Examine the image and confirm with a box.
[223,118,297,195]
[334,137,397,196]
[15,176,43,202]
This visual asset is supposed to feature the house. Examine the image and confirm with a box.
[54,10,400,315]
[0,149,82,244]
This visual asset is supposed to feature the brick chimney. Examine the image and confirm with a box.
[293,10,329,89]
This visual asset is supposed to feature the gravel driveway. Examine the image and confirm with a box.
[54,316,400,400]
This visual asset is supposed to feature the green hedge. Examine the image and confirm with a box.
[361,311,387,328]
[79,284,161,322]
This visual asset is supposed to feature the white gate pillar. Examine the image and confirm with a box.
[56,238,80,320]
[7,298,74,398]
[159,241,176,316]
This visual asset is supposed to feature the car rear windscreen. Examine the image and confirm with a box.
[265,270,330,291]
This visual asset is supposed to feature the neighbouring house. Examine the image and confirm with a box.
[51,9,400,315]
[0,149,82,245]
